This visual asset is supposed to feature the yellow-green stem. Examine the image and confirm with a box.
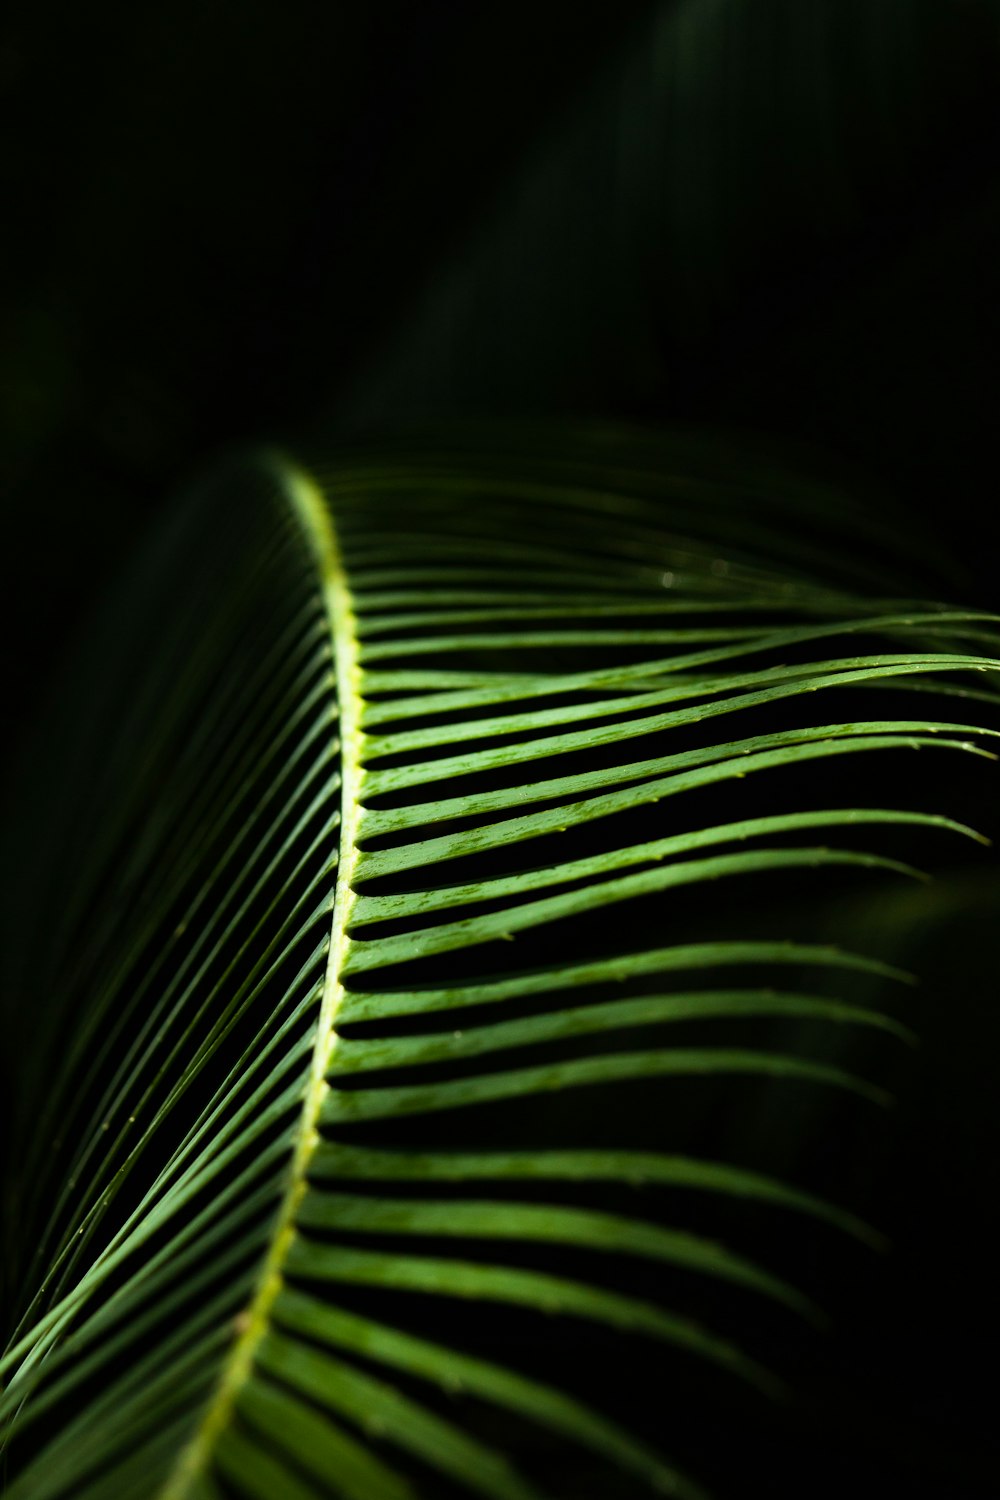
[159,458,361,1498]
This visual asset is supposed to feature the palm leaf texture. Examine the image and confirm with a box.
[1,434,997,1498]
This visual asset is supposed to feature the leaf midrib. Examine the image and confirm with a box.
[159,458,358,1499]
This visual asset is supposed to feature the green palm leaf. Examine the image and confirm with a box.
[1,435,997,1498]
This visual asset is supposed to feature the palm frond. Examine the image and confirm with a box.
[1,436,997,1499]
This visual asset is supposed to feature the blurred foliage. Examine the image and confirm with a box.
[2,1,999,707]
[2,0,999,764]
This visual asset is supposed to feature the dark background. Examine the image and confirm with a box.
[2,3,999,1496]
